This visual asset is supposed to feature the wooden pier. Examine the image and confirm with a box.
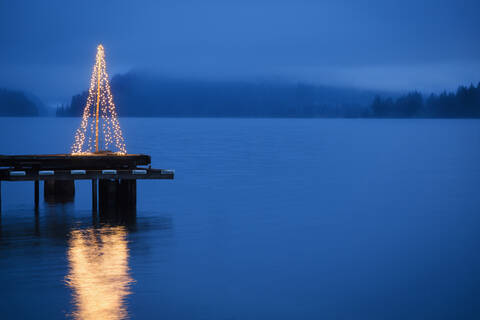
[0,153,174,212]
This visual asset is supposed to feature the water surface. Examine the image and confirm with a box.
[1,118,480,319]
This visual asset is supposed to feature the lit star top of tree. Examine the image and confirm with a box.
[71,44,127,154]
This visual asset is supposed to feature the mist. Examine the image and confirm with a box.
[1,0,479,105]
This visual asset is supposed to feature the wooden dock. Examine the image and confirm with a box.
[0,153,174,212]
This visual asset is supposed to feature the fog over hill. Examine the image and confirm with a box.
[56,72,383,118]
[3,72,479,118]
[0,88,48,116]
[56,71,480,118]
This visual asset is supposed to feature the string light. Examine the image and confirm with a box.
[72,44,127,155]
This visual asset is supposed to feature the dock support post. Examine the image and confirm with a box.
[0,181,2,213]
[44,180,75,203]
[99,179,117,211]
[34,180,39,210]
[118,179,136,208]
[99,179,136,221]
[92,179,98,212]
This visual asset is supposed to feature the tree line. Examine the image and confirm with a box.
[370,83,480,118]
[57,74,480,118]
[0,88,39,116]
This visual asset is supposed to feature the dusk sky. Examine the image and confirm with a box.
[1,0,479,105]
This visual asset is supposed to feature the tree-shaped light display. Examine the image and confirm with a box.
[72,44,127,154]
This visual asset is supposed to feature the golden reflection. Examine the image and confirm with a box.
[66,226,134,320]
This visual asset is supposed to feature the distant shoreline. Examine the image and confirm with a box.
[3,75,479,118]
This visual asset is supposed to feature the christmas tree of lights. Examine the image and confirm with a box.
[72,44,127,155]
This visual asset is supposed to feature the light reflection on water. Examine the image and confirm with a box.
[65,226,134,320]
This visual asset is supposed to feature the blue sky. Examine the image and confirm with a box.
[0,0,479,105]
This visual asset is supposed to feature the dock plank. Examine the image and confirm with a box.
[0,169,173,181]
[0,153,151,170]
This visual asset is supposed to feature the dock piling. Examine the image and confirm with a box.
[44,180,75,203]
[34,180,39,209]
[92,179,98,211]
[99,179,137,212]
[118,179,136,208]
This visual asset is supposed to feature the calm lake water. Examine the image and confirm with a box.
[1,118,480,319]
